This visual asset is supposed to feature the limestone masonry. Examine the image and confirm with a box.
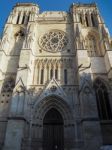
[0,2,112,150]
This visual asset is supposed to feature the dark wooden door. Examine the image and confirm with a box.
[43,108,64,150]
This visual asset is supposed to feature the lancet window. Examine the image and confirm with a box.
[22,12,26,24]
[91,13,96,27]
[27,12,31,22]
[50,69,53,79]
[55,69,58,79]
[35,59,73,85]
[40,69,44,84]
[94,79,112,120]
[16,12,20,24]
[79,13,83,24]
[85,14,89,27]
[64,69,67,85]
[86,34,100,57]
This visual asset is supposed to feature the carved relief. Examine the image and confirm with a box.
[36,58,73,68]
[1,77,15,93]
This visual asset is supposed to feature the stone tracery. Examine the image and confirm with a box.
[2,77,15,93]
[33,58,73,85]
[39,30,68,52]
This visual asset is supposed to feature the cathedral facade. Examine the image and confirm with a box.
[0,2,112,150]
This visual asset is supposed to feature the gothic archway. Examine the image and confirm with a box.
[34,95,73,122]
[94,78,112,120]
[33,95,75,149]
[43,108,64,150]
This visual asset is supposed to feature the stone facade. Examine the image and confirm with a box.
[0,2,112,150]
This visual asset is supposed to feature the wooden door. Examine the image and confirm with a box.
[43,108,64,150]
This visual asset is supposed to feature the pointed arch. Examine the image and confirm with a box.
[43,108,63,124]
[86,32,101,56]
[94,78,112,120]
[40,68,44,84]
[33,95,74,125]
[22,12,26,24]
[91,13,96,27]
[79,13,83,24]
[27,12,31,22]
[85,13,89,27]
[16,12,21,24]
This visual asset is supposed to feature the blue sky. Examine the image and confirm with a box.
[0,0,112,37]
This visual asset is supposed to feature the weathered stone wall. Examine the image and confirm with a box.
[0,2,112,150]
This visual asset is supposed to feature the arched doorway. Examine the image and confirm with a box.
[43,108,64,150]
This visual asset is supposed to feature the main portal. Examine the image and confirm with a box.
[43,108,64,150]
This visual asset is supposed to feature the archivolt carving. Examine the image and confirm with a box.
[33,95,74,125]
[39,30,68,52]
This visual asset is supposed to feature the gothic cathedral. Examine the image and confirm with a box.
[0,2,112,150]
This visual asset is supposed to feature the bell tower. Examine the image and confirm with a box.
[0,3,39,150]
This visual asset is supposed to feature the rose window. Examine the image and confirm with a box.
[39,30,68,52]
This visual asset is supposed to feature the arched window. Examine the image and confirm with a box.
[16,13,20,24]
[94,79,112,120]
[2,77,15,93]
[55,69,58,79]
[40,69,44,84]
[64,69,67,84]
[85,14,89,27]
[22,13,26,24]
[50,69,53,79]
[79,13,83,24]
[27,12,31,23]
[91,14,95,27]
[87,35,98,57]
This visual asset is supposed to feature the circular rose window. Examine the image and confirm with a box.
[39,30,68,52]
